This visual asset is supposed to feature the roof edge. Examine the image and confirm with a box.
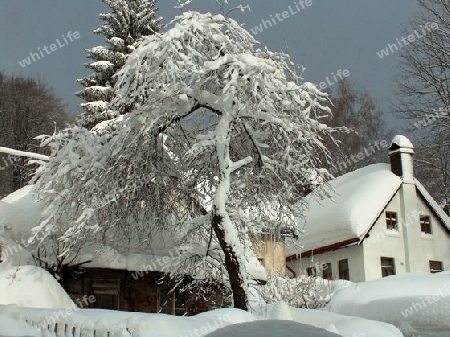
[286,237,360,260]
[415,179,450,233]
[359,184,402,244]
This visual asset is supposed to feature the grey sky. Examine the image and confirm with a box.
[0,1,417,131]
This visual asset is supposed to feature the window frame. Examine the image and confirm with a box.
[380,257,396,277]
[338,259,349,280]
[322,263,332,280]
[158,287,187,316]
[429,260,443,274]
[89,279,120,310]
[420,215,432,234]
[385,211,398,230]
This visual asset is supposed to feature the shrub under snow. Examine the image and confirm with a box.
[259,275,333,309]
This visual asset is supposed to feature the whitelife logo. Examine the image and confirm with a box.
[18,31,80,68]
[250,1,313,36]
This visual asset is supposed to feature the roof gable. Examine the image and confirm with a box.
[415,179,450,233]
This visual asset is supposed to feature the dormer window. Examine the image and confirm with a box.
[420,215,432,234]
[385,211,398,230]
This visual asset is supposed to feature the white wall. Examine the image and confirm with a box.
[287,244,366,282]
[362,186,450,280]
[362,191,408,280]
[411,192,450,272]
[288,185,450,282]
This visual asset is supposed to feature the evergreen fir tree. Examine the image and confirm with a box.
[76,0,161,129]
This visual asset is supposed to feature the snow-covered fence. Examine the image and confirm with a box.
[1,305,150,337]
[26,320,131,337]
[2,305,237,337]
[24,318,134,337]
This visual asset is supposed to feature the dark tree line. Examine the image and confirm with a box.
[0,72,68,198]
[396,0,450,214]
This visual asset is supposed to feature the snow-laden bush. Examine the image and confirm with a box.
[259,275,332,309]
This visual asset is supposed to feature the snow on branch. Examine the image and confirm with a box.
[0,147,49,161]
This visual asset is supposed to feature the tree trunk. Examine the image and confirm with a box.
[211,212,248,310]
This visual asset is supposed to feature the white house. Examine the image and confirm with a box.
[287,135,450,282]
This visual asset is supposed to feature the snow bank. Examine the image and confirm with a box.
[0,185,41,266]
[326,272,450,330]
[13,307,254,337]
[0,313,38,337]
[0,185,41,242]
[268,301,402,337]
[206,320,341,337]
[0,303,403,337]
[0,265,75,309]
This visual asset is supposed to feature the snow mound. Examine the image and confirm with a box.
[325,272,450,330]
[0,305,403,337]
[0,265,75,309]
[268,300,292,320]
[288,307,402,337]
[0,184,41,243]
[206,320,340,337]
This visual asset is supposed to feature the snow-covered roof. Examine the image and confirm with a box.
[288,164,402,255]
[0,185,266,280]
[288,162,450,257]
[71,244,267,281]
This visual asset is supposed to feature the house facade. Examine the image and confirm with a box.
[287,135,450,282]
[62,268,232,315]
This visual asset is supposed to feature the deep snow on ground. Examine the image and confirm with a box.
[0,304,403,337]
[206,320,341,337]
[326,272,450,334]
[267,301,402,337]
[0,272,403,337]
[0,313,39,336]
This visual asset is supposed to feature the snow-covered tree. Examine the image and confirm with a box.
[76,0,162,129]
[34,11,336,309]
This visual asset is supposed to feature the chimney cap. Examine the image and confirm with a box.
[389,135,414,153]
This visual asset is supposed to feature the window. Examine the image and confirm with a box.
[306,266,316,277]
[90,279,120,310]
[158,288,187,316]
[322,263,332,280]
[338,259,349,280]
[381,257,396,277]
[96,294,116,309]
[420,215,432,234]
[429,260,443,273]
[385,211,398,230]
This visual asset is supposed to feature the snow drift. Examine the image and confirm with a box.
[326,272,450,331]
[0,265,75,309]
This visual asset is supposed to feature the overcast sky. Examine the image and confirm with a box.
[0,0,418,132]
